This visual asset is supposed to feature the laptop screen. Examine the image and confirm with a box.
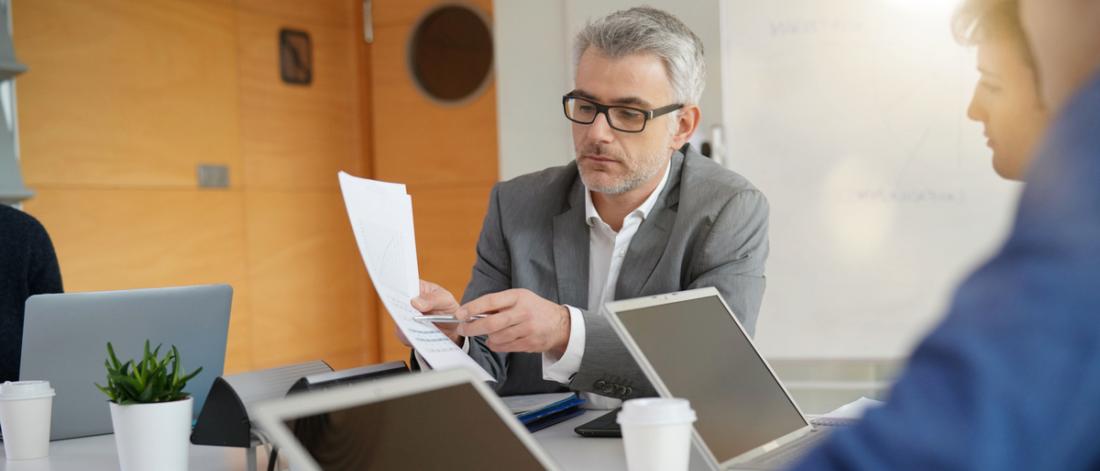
[21,285,231,440]
[286,382,546,470]
[613,293,809,463]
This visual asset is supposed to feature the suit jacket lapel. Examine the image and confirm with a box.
[615,150,684,299]
[552,176,589,309]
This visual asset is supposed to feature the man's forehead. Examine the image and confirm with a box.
[573,49,673,106]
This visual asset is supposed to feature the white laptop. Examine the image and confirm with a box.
[605,287,834,470]
[20,284,232,440]
[252,368,560,471]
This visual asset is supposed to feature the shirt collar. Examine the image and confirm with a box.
[584,158,673,227]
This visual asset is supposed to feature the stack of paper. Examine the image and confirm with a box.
[338,172,493,383]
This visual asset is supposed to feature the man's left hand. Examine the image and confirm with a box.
[454,289,571,357]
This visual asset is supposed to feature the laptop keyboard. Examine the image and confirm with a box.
[739,428,830,469]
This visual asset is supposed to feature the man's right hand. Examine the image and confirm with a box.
[395,280,463,347]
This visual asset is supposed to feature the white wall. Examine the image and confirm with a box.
[493,0,723,180]
[720,1,1019,359]
[492,1,572,180]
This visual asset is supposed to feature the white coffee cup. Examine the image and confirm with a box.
[0,381,55,461]
[617,397,697,471]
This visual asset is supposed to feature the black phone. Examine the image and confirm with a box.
[573,408,622,437]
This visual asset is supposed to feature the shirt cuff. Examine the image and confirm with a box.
[414,336,471,370]
[542,305,586,384]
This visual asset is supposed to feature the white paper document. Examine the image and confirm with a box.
[338,171,494,382]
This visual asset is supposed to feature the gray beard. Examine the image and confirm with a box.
[581,160,661,194]
[576,146,668,195]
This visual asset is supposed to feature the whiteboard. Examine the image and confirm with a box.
[720,0,1021,359]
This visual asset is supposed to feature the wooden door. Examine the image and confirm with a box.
[367,0,499,362]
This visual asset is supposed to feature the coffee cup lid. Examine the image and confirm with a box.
[617,397,696,426]
[0,381,55,400]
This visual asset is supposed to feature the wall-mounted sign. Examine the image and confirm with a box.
[279,28,312,86]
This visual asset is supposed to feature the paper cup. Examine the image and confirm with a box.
[618,398,696,471]
[0,381,55,461]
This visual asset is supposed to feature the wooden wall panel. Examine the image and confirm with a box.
[238,0,355,28]
[370,0,498,186]
[377,317,403,363]
[13,0,241,189]
[21,189,255,372]
[14,0,377,375]
[244,191,375,370]
[238,11,362,190]
[371,0,455,27]
[370,0,500,362]
[239,2,376,371]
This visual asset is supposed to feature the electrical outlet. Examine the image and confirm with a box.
[197,164,229,189]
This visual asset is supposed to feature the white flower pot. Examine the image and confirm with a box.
[109,397,192,471]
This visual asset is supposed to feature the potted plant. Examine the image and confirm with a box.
[95,341,203,471]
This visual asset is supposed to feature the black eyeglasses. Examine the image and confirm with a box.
[562,95,683,133]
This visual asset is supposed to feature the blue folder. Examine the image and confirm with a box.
[515,393,586,432]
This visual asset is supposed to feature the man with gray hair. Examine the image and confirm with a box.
[404,7,769,401]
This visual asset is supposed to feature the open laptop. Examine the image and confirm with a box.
[602,287,835,470]
[19,284,232,440]
[253,368,560,471]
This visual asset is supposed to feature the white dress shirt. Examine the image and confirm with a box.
[542,161,672,408]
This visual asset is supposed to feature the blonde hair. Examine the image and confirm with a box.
[952,0,1035,66]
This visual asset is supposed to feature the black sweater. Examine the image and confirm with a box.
[1,205,62,382]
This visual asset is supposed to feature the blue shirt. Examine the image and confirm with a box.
[789,72,1100,471]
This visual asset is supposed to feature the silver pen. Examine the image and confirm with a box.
[413,314,489,324]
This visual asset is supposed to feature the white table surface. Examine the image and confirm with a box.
[0,410,632,471]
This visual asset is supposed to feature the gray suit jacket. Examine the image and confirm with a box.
[462,146,768,399]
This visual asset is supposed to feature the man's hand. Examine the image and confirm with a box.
[454,289,571,357]
[395,280,463,347]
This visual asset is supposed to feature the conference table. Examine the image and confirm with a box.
[0,409,660,471]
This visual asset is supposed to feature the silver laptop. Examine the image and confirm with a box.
[20,284,232,440]
[605,287,831,470]
[253,368,560,471]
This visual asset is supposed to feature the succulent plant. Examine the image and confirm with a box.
[95,340,203,404]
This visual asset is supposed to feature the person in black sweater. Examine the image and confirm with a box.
[0,204,62,382]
